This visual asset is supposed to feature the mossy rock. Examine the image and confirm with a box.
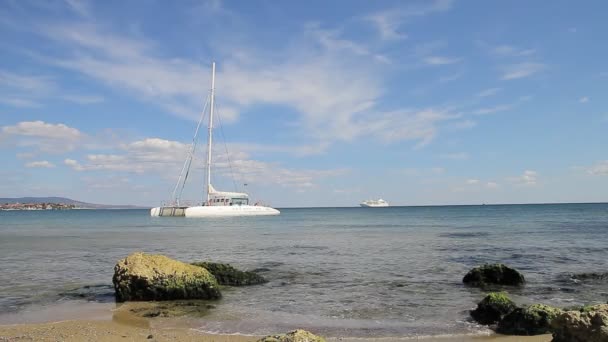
[463,264,525,287]
[470,292,517,325]
[551,304,608,342]
[192,262,267,286]
[113,252,221,302]
[496,304,562,335]
[257,329,326,342]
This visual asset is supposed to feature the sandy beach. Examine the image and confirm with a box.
[0,319,552,342]
[0,303,552,342]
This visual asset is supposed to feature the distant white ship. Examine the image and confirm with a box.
[360,199,389,207]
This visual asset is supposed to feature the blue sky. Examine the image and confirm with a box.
[1,0,607,207]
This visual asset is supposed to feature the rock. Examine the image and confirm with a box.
[570,272,608,281]
[112,252,221,302]
[551,304,608,342]
[470,292,517,325]
[257,329,326,342]
[463,264,525,287]
[192,262,267,286]
[497,304,562,335]
[122,300,215,318]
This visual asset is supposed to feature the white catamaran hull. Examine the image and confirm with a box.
[360,203,389,207]
[185,205,280,217]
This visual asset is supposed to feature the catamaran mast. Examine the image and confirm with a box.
[206,62,216,203]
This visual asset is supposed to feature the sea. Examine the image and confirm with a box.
[0,204,607,338]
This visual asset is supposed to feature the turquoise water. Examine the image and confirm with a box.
[0,204,607,337]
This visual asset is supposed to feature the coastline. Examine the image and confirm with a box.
[0,302,551,342]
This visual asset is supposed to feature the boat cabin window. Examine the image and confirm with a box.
[231,198,248,205]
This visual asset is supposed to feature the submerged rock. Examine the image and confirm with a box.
[470,292,517,325]
[551,304,608,342]
[257,329,326,342]
[121,300,216,318]
[112,252,221,302]
[463,264,525,287]
[191,262,267,286]
[570,272,608,282]
[497,304,562,335]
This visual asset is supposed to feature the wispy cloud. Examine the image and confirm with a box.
[492,45,536,57]
[64,137,347,189]
[25,160,55,168]
[509,170,538,186]
[472,104,512,115]
[424,56,461,65]
[579,96,589,103]
[501,62,545,80]
[476,87,501,98]
[587,160,608,176]
[365,0,454,41]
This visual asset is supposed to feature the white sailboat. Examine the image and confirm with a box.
[151,62,280,217]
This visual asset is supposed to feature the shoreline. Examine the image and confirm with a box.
[0,302,552,342]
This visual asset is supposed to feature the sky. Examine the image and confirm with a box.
[0,0,607,207]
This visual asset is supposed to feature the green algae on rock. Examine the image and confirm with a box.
[470,292,517,325]
[257,329,326,342]
[551,304,608,342]
[463,263,525,287]
[112,252,221,302]
[496,304,562,335]
[191,261,267,286]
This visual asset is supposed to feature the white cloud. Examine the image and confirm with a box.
[466,179,479,185]
[1,121,84,152]
[64,137,346,190]
[34,22,454,146]
[2,121,82,140]
[25,160,55,168]
[476,87,501,97]
[424,56,461,65]
[579,96,589,103]
[510,170,538,186]
[587,161,608,176]
[501,63,545,80]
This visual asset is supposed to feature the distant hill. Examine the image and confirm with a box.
[0,197,146,209]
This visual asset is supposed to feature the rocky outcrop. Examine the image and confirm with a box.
[497,304,562,335]
[470,292,517,325]
[257,329,326,342]
[191,262,267,286]
[551,304,608,342]
[463,264,525,287]
[112,252,221,302]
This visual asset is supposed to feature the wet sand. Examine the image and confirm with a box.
[0,299,552,342]
[0,320,553,342]
[0,316,552,342]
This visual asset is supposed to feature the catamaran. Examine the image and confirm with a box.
[150,62,280,217]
